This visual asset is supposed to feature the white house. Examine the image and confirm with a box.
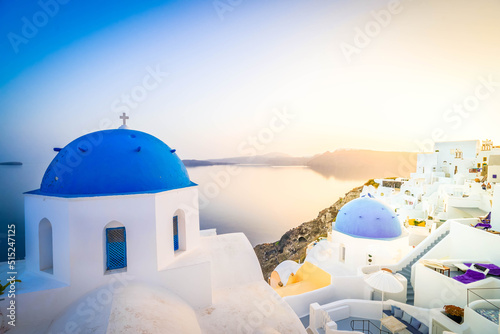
[487,155,500,184]
[475,140,500,179]
[433,140,479,177]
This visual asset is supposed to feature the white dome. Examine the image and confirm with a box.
[335,196,402,239]
[46,283,202,334]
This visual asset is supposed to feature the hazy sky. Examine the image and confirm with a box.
[1,0,500,163]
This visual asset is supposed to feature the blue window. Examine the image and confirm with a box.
[494,174,497,179]
[173,216,179,251]
[106,227,127,270]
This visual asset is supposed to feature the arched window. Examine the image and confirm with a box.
[105,226,127,271]
[173,209,186,253]
[39,218,53,273]
[173,216,179,251]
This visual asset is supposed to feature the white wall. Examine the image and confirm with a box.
[492,189,500,231]
[414,222,500,309]
[453,158,475,176]
[416,153,438,177]
[465,300,500,334]
[434,141,479,167]
[331,231,410,270]
[38,218,54,272]
[157,261,212,308]
[25,195,71,284]
[21,186,209,330]
[310,299,432,334]
[67,192,157,281]
[155,187,200,270]
[387,300,431,326]
[284,276,370,318]
[446,223,500,264]
[414,264,467,309]
[398,208,427,221]
[488,165,500,184]
[429,309,470,334]
[26,186,200,281]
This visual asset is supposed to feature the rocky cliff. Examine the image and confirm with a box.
[253,185,364,280]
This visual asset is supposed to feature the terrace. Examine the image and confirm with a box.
[307,299,430,334]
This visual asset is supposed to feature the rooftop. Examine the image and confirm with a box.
[28,129,195,197]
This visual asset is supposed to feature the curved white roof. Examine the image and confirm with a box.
[46,283,202,334]
[273,260,301,286]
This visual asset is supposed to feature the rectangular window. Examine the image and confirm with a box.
[106,227,127,270]
[340,245,346,263]
[484,157,488,162]
[173,216,179,251]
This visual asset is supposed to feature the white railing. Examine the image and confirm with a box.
[384,220,452,274]
[308,302,364,334]
[378,219,479,286]
[308,303,339,334]
[358,219,484,293]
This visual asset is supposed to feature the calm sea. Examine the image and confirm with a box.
[0,163,366,261]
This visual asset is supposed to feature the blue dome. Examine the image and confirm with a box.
[33,129,195,197]
[334,196,402,239]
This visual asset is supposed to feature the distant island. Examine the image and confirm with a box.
[0,161,23,166]
[185,150,418,180]
[307,149,417,180]
[209,152,311,166]
[182,159,234,167]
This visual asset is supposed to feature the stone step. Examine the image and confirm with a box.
[399,230,450,306]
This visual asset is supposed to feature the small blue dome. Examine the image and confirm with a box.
[34,129,195,197]
[334,196,402,239]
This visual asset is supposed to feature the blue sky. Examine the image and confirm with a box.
[1,0,500,164]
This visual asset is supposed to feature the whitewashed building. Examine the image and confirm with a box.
[330,195,410,270]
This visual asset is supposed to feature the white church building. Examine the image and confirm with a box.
[330,195,410,270]
[0,119,305,334]
[24,126,201,287]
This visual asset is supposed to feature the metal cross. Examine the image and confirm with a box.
[120,113,129,126]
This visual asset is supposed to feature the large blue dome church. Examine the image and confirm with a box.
[24,116,202,289]
[334,195,402,239]
[29,128,195,197]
